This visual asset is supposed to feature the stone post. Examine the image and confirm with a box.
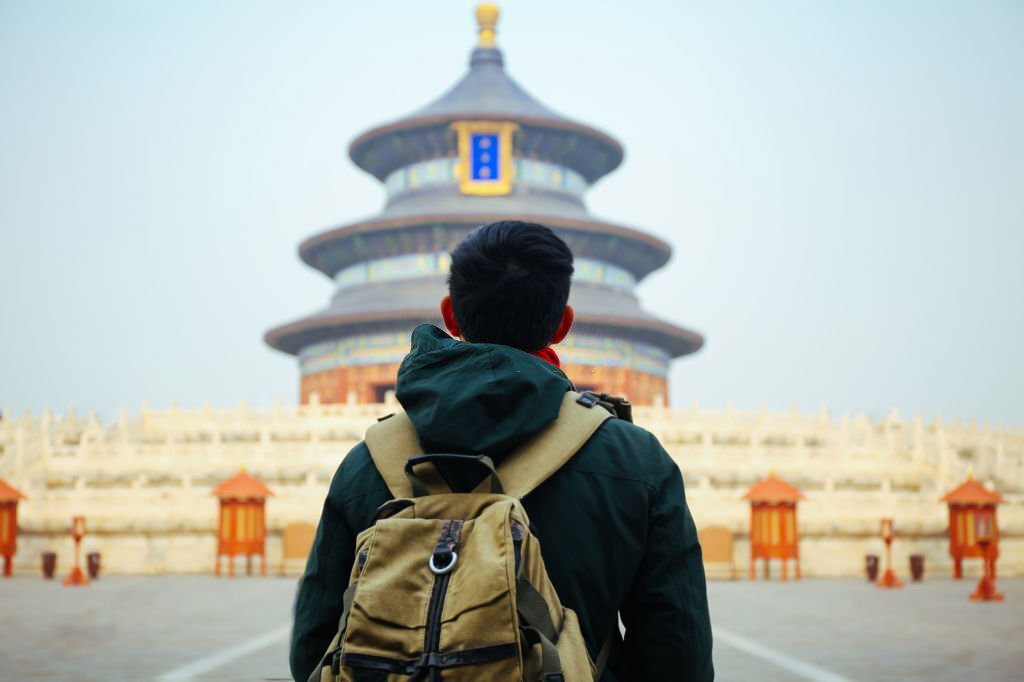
[911,414,925,464]
[118,409,130,445]
[837,414,851,473]
[993,437,1004,483]
[935,416,951,493]
[14,422,26,481]
[749,423,763,470]
[40,408,53,468]
[701,427,713,469]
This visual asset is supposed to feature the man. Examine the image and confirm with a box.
[290,220,714,681]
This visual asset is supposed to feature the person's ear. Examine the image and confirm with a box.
[550,305,574,344]
[440,295,462,339]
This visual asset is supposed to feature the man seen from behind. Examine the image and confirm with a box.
[290,220,714,681]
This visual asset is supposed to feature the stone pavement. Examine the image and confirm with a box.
[1,575,1021,680]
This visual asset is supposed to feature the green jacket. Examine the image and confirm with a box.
[290,325,714,681]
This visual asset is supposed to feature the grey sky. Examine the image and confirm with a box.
[1,0,1021,425]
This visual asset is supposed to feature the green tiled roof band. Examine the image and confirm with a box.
[384,157,588,198]
[334,252,636,293]
[299,331,669,378]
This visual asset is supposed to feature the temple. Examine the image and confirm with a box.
[265,3,702,406]
[1,4,1019,582]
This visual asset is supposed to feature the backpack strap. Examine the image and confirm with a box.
[365,390,611,500]
[492,391,611,499]
[365,413,446,498]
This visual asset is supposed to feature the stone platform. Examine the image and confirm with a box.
[4,401,1022,577]
[1,575,1021,680]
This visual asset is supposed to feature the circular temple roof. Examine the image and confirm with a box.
[264,276,703,359]
[298,213,672,282]
[348,29,623,183]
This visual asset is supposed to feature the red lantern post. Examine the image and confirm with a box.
[876,518,903,589]
[742,472,803,581]
[969,514,1004,602]
[0,479,27,578]
[213,468,273,577]
[63,515,90,586]
[941,474,1003,580]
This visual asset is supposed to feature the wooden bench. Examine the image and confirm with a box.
[280,521,316,576]
[699,525,737,580]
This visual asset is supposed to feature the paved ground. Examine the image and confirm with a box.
[1,575,1021,680]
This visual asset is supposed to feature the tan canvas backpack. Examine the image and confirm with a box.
[309,391,622,682]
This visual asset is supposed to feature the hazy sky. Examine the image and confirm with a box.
[1,0,1021,425]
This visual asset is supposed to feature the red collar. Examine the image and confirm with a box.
[528,346,561,368]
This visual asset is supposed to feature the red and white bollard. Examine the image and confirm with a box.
[63,515,90,587]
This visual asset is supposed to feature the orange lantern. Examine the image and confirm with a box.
[212,468,273,577]
[0,479,27,578]
[742,472,804,580]
[941,474,1003,580]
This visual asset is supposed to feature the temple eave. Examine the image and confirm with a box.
[265,309,441,356]
[298,212,673,280]
[348,113,624,183]
[267,309,702,361]
[574,315,704,358]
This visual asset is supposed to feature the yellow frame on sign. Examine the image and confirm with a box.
[451,121,518,196]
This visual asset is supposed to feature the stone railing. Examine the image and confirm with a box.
[0,399,1020,576]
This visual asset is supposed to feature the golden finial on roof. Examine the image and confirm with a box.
[967,467,974,480]
[476,2,500,47]
[239,464,248,475]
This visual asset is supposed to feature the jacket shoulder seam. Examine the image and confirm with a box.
[561,467,658,492]
[336,485,390,508]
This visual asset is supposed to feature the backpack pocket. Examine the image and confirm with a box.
[339,508,524,681]
[343,518,440,661]
[434,511,522,680]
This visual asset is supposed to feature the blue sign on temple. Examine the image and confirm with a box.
[470,133,499,180]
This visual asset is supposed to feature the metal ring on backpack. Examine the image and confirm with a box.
[429,551,458,575]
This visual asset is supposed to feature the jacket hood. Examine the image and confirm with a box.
[396,324,572,458]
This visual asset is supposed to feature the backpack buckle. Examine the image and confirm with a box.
[429,550,458,575]
[575,392,599,408]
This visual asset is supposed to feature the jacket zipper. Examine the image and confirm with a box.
[423,571,453,681]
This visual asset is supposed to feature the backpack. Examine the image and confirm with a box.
[309,391,623,682]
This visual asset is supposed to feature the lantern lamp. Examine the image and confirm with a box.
[941,473,1002,580]
[742,471,804,580]
[212,468,273,577]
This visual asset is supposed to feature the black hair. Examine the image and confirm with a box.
[447,220,574,351]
